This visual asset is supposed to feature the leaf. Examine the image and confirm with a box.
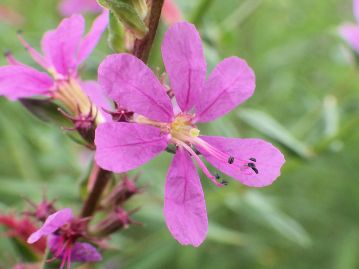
[11,237,40,262]
[243,191,311,247]
[207,222,247,246]
[323,95,339,138]
[238,108,313,158]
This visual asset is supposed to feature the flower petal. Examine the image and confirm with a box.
[196,57,255,122]
[0,65,53,100]
[339,24,359,53]
[354,0,359,23]
[27,208,73,244]
[95,122,168,173]
[199,136,285,187]
[164,148,208,247]
[161,22,206,112]
[59,0,102,16]
[162,0,182,25]
[77,10,108,65]
[41,14,85,76]
[81,80,112,121]
[71,242,102,262]
[98,54,173,122]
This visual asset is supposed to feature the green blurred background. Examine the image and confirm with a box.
[1,0,359,268]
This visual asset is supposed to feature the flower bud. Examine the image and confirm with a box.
[98,0,149,39]
[24,196,56,223]
[93,208,133,236]
[101,176,140,208]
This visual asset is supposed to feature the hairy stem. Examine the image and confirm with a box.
[81,163,112,218]
[132,0,165,62]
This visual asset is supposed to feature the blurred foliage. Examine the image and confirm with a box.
[1,0,359,268]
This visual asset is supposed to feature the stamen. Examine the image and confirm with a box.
[247,159,259,174]
[193,138,260,176]
[251,167,259,174]
[189,128,200,137]
[174,139,222,187]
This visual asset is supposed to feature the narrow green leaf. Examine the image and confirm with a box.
[238,108,313,158]
[323,95,339,138]
[207,222,247,246]
[243,191,311,247]
[11,237,40,262]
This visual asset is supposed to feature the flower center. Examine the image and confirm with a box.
[53,79,105,124]
[170,113,200,142]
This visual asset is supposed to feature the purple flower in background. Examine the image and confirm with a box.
[0,12,109,120]
[340,0,359,53]
[28,208,101,269]
[95,22,285,247]
[59,0,102,16]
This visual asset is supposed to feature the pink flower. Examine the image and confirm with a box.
[162,0,182,25]
[340,0,359,53]
[0,12,109,120]
[27,208,101,269]
[95,22,285,247]
[59,0,102,16]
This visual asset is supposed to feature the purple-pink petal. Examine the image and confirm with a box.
[161,22,206,112]
[164,149,208,247]
[77,10,109,65]
[354,0,359,23]
[0,65,53,100]
[71,242,102,262]
[98,54,174,122]
[196,57,255,122]
[59,0,102,16]
[41,14,85,76]
[339,24,359,54]
[199,136,285,187]
[95,122,169,173]
[80,80,112,121]
[48,234,101,263]
[27,208,73,244]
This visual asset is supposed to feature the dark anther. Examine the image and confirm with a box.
[251,167,259,174]
[221,180,228,186]
[249,157,256,162]
[228,156,234,164]
[3,50,11,57]
[247,161,259,174]
[215,173,220,180]
[247,162,255,168]
[193,147,201,155]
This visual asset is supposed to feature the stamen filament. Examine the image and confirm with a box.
[172,138,223,187]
